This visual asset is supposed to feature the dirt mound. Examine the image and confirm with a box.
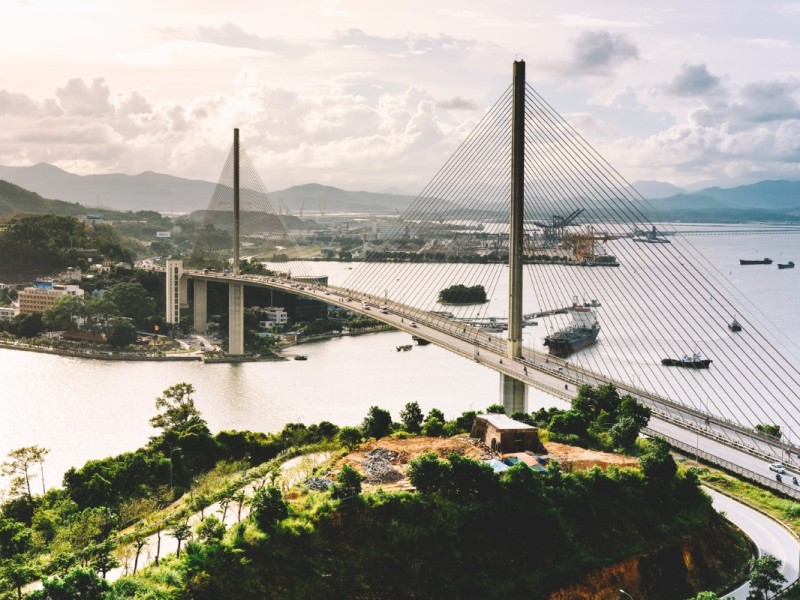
[542,441,639,471]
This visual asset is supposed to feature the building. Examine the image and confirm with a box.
[471,414,539,454]
[0,306,16,322]
[258,307,288,330]
[60,267,82,282]
[18,280,84,315]
[165,259,183,324]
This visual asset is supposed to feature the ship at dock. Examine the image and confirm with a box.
[739,258,772,265]
[544,305,600,357]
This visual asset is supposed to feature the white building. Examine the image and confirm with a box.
[0,306,16,322]
[165,259,183,324]
[259,307,288,330]
[18,281,84,315]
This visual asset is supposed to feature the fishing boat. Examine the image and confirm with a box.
[728,319,742,332]
[739,258,772,265]
[661,352,712,369]
[778,261,795,269]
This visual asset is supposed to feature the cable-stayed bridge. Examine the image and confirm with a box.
[166,62,800,498]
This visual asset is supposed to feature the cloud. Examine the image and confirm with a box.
[436,97,478,111]
[190,23,302,58]
[55,78,113,117]
[665,63,722,97]
[561,30,639,76]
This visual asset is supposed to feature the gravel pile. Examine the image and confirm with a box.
[362,447,404,484]
[303,476,333,491]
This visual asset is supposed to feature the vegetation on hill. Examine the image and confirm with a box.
[0,383,755,599]
[0,181,86,218]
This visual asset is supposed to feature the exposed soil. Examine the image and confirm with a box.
[325,435,638,492]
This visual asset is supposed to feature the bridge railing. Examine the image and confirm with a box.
[643,428,800,501]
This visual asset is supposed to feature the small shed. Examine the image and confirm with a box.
[471,414,539,454]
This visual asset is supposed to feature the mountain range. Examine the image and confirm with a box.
[1,163,799,222]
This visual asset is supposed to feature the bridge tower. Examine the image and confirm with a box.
[502,60,528,413]
[228,128,245,355]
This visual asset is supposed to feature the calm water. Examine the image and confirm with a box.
[1,225,798,489]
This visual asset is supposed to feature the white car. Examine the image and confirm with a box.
[410,322,417,328]
[769,463,786,474]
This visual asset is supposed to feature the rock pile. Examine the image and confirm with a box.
[362,447,404,484]
[303,476,333,491]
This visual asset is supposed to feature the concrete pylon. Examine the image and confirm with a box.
[193,279,208,333]
[228,282,244,355]
[501,60,528,413]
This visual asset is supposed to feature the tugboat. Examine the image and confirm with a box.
[544,304,600,357]
[728,319,742,332]
[739,258,772,265]
[632,225,671,244]
[778,261,795,269]
[661,352,712,369]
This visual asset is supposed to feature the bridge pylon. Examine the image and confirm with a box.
[502,59,528,411]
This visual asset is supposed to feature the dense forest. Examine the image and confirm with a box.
[438,284,488,304]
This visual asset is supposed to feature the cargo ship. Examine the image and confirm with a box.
[661,352,712,369]
[778,261,795,269]
[544,305,600,357]
[739,258,772,265]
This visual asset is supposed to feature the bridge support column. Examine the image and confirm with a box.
[507,59,525,360]
[179,275,188,309]
[500,374,527,415]
[228,282,244,355]
[193,279,208,333]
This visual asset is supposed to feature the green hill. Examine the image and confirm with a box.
[0,179,88,218]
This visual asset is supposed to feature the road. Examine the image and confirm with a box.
[707,488,799,599]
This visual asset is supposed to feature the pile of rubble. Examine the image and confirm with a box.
[362,447,404,484]
[464,436,497,460]
[303,476,333,491]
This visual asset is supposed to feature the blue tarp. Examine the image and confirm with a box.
[486,459,510,473]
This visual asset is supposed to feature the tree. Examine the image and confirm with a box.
[687,593,722,600]
[149,383,210,438]
[42,295,84,331]
[0,559,37,600]
[426,408,446,422]
[399,402,424,434]
[485,404,505,414]
[33,566,110,599]
[361,406,392,439]
[88,540,120,579]
[639,437,677,485]
[747,554,786,599]
[196,515,226,544]
[755,423,782,439]
[131,529,148,574]
[250,487,288,531]
[105,281,155,326]
[2,446,49,498]
[331,464,362,501]
[421,417,445,437]
[107,318,136,348]
[407,453,448,494]
[170,521,192,557]
[83,296,119,333]
[609,416,640,451]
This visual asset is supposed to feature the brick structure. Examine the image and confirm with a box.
[471,414,539,453]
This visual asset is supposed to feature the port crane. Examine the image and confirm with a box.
[532,209,584,245]
[563,226,619,262]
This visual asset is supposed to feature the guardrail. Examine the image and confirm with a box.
[642,428,800,501]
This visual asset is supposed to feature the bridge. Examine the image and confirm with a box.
[163,62,800,499]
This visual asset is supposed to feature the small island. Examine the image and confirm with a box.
[438,284,488,304]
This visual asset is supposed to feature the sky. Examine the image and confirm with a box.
[3,0,800,193]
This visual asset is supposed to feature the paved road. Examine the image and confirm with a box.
[707,488,799,599]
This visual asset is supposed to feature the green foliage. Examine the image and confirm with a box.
[196,515,226,544]
[437,284,487,304]
[0,515,32,559]
[336,426,363,450]
[361,406,392,439]
[250,487,288,531]
[485,403,505,414]
[28,566,110,599]
[639,437,677,485]
[407,453,449,494]
[421,417,445,437]
[755,423,782,439]
[107,318,136,348]
[105,281,156,326]
[399,402,424,434]
[747,554,786,599]
[331,464,362,501]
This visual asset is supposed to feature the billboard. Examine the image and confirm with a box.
[156,231,172,238]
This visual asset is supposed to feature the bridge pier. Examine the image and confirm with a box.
[228,282,244,355]
[500,374,528,414]
[193,279,208,333]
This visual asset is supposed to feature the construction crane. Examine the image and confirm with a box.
[532,208,584,245]
[563,225,619,262]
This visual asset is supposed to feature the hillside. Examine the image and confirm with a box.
[0,179,87,218]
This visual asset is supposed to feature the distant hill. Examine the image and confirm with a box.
[0,180,87,218]
[2,163,799,223]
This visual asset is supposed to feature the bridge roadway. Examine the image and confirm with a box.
[189,270,800,500]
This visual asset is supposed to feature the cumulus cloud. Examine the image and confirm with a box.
[55,78,113,117]
[562,31,639,76]
[665,63,722,97]
[436,97,478,111]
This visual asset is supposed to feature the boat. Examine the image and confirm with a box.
[543,305,600,357]
[580,254,620,267]
[778,261,795,269]
[739,258,772,265]
[728,319,742,332]
[294,355,308,361]
[583,299,601,308]
[661,352,712,369]
[632,225,671,244]
[411,335,431,346]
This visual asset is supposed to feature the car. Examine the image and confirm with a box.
[410,322,417,328]
[769,463,786,474]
